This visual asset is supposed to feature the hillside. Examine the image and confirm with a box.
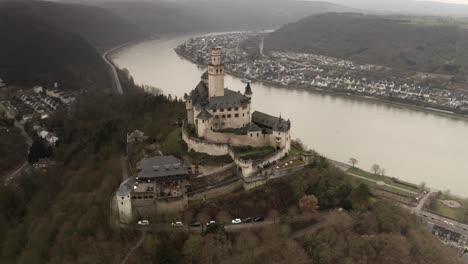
[95,0,355,36]
[2,0,145,49]
[264,13,468,76]
[0,8,111,90]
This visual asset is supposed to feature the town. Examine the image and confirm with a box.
[176,32,468,116]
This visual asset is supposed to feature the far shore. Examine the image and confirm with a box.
[175,48,468,122]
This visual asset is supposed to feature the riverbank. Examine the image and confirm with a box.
[175,49,468,122]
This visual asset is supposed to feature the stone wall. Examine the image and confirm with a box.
[182,127,229,156]
[189,178,242,201]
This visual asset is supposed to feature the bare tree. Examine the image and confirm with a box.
[380,168,386,177]
[349,157,358,168]
[371,164,380,175]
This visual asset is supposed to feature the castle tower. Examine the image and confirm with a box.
[244,82,252,100]
[208,48,225,98]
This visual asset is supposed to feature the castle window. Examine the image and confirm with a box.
[121,202,123,205]
[250,133,252,137]
[242,114,245,117]
[257,133,259,137]
[121,197,124,200]
[235,107,239,111]
[235,114,239,117]
[214,123,218,126]
[227,114,231,118]
[202,120,205,123]
[227,108,231,111]
[220,109,224,112]
[213,109,217,112]
[222,115,226,118]
[278,132,281,135]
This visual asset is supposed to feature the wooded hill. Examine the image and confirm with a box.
[0,2,115,90]
[88,0,355,36]
[264,13,468,78]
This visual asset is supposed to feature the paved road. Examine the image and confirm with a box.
[102,48,123,95]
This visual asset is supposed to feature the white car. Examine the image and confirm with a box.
[207,220,216,226]
[231,218,242,224]
[171,221,183,227]
[138,220,149,226]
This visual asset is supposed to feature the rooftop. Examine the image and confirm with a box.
[252,111,290,132]
[137,156,189,179]
[117,176,136,196]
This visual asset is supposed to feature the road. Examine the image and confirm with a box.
[102,47,123,95]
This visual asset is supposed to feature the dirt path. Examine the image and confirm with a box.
[120,230,147,264]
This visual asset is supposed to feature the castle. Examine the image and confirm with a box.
[183,47,292,177]
[115,47,295,225]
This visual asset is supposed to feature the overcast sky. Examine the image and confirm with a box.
[431,0,468,4]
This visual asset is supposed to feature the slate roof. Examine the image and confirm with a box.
[252,111,291,133]
[116,176,136,196]
[201,70,208,80]
[137,156,189,180]
[188,81,250,111]
[247,122,262,132]
[245,83,252,95]
[196,108,213,120]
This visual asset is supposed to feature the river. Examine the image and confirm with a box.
[111,35,468,196]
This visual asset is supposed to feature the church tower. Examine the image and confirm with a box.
[208,48,225,98]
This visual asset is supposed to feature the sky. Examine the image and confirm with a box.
[431,0,468,4]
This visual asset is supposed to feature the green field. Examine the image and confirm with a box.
[427,193,468,223]
[232,146,275,160]
[346,168,419,194]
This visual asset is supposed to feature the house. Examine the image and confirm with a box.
[115,156,190,224]
[127,130,148,143]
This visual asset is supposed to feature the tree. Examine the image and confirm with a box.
[142,234,159,256]
[371,164,380,175]
[380,168,386,176]
[352,183,371,209]
[183,234,202,264]
[419,182,426,191]
[28,139,52,163]
[298,195,319,214]
[349,158,358,168]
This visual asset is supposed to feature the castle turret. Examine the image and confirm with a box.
[208,48,225,98]
[244,82,252,99]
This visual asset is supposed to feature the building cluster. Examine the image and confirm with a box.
[7,84,76,123]
[177,32,468,112]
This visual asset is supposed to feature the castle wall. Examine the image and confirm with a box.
[182,127,230,156]
[209,104,251,130]
[188,178,242,201]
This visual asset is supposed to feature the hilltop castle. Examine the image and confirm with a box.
[183,47,292,177]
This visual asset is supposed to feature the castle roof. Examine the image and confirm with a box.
[205,89,250,110]
[137,156,189,180]
[116,176,136,196]
[247,122,262,132]
[252,111,290,133]
[196,108,213,120]
[201,70,208,80]
[245,83,252,95]
[188,81,250,110]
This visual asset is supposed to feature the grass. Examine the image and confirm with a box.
[186,151,233,166]
[232,146,275,160]
[346,167,419,194]
[427,193,468,223]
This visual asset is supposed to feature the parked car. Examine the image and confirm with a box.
[171,221,183,227]
[190,222,201,227]
[231,218,242,224]
[207,220,216,226]
[138,220,149,226]
[243,217,252,223]
[254,217,265,222]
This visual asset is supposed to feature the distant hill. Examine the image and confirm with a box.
[89,0,356,36]
[264,13,468,76]
[0,6,111,90]
[3,0,145,49]
[321,0,468,17]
